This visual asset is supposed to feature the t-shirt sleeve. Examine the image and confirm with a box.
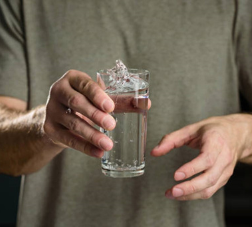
[0,0,28,102]
[236,1,252,111]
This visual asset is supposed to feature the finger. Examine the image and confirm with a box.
[168,171,220,200]
[148,99,151,110]
[56,84,116,130]
[132,97,151,110]
[47,123,104,158]
[56,105,113,151]
[172,170,230,201]
[167,146,231,199]
[151,124,200,156]
[67,70,115,112]
[174,133,223,181]
[75,111,95,126]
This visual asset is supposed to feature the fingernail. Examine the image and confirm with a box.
[103,115,116,130]
[102,99,114,112]
[175,172,186,181]
[92,148,104,158]
[99,137,113,151]
[173,187,184,197]
[165,190,175,199]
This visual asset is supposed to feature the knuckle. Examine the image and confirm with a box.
[68,95,81,108]
[68,119,79,132]
[204,129,218,141]
[66,69,77,77]
[90,108,100,120]
[87,131,96,144]
[49,82,60,96]
[205,153,215,168]
[81,80,101,102]
[67,138,77,148]
[187,182,197,194]
[80,79,94,93]
[83,141,92,154]
[207,174,218,186]
[188,165,196,176]
[201,189,213,199]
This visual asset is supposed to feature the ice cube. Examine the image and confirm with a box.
[106,59,148,93]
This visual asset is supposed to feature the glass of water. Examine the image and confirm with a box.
[97,69,150,178]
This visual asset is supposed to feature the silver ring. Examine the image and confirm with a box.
[66,108,72,114]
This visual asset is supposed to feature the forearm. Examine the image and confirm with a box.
[0,104,64,176]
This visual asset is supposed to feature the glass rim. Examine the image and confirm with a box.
[97,68,150,75]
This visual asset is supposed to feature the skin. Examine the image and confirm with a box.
[0,70,116,175]
[0,69,150,176]
[44,70,117,156]
[0,69,251,202]
[0,102,63,176]
[151,114,252,200]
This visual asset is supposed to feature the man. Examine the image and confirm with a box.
[0,0,251,226]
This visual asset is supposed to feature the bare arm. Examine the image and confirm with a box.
[0,70,117,176]
[0,97,63,176]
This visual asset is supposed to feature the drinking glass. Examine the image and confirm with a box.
[97,69,150,178]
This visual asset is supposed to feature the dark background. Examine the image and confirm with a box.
[0,163,252,227]
[225,163,252,227]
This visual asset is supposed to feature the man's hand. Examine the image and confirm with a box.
[151,114,252,200]
[44,70,116,158]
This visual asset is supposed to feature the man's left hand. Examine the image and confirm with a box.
[151,114,252,200]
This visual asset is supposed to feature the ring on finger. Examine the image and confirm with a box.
[66,107,72,114]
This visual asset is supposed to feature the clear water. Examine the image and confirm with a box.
[99,60,149,177]
[101,90,148,178]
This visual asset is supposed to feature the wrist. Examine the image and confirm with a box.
[230,113,252,163]
[33,106,66,150]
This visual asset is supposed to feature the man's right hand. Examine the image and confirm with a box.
[43,70,116,158]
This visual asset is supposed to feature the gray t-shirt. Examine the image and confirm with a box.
[0,1,251,227]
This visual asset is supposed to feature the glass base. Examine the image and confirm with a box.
[102,168,144,178]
